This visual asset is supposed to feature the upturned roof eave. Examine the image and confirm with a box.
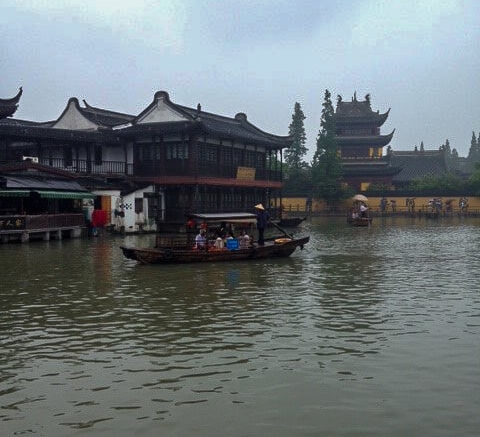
[337,131,395,146]
[0,87,23,105]
[200,123,292,149]
[335,109,390,127]
[343,165,401,176]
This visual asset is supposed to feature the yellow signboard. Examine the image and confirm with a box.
[236,167,256,180]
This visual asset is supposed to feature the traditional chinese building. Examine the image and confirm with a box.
[335,93,399,191]
[0,90,292,232]
[390,149,461,188]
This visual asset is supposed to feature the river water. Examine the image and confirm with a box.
[1,216,479,437]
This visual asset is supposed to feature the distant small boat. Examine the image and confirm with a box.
[347,216,372,227]
[349,194,372,227]
[425,210,440,219]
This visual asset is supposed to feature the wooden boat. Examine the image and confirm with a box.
[425,210,440,219]
[275,216,307,228]
[120,212,309,264]
[347,216,372,227]
[348,194,372,227]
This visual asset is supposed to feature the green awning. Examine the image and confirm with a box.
[36,190,97,199]
[0,190,30,197]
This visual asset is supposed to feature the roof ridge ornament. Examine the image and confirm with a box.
[235,112,247,121]
[154,91,170,101]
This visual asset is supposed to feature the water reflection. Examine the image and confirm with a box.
[1,218,480,436]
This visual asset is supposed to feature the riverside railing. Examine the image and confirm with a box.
[0,214,85,232]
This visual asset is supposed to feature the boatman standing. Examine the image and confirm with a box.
[254,204,269,246]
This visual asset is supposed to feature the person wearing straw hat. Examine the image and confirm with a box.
[254,203,269,246]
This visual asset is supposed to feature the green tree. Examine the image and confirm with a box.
[285,102,307,169]
[468,162,480,195]
[311,89,344,206]
[468,131,479,160]
[470,131,477,148]
[408,172,464,193]
[282,165,313,196]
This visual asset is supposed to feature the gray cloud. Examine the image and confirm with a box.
[1,0,479,161]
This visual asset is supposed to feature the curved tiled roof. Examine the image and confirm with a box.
[132,91,292,148]
[343,163,401,177]
[335,110,390,127]
[53,98,134,129]
[197,113,292,147]
[0,87,23,119]
[80,100,135,127]
[0,121,121,142]
[337,130,395,146]
[0,117,49,127]
[1,90,292,148]
[335,94,390,127]
[178,104,292,147]
[390,151,449,183]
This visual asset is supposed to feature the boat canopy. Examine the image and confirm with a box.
[188,212,257,224]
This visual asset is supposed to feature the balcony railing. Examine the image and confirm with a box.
[0,214,85,232]
[8,157,282,181]
[132,162,282,181]
[38,158,133,175]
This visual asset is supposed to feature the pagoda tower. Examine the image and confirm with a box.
[334,92,398,191]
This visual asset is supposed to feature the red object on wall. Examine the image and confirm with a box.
[91,209,108,227]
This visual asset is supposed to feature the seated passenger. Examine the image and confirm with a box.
[195,228,207,249]
[359,202,368,218]
[240,229,250,248]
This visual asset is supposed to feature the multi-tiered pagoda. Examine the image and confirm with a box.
[335,92,398,191]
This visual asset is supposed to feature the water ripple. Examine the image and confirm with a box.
[1,220,480,436]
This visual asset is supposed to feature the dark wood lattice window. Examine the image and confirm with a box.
[63,146,73,167]
[167,143,189,159]
[94,145,102,165]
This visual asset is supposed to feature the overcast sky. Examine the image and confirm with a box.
[2,0,479,160]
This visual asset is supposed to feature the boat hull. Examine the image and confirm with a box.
[347,217,372,227]
[275,217,307,227]
[120,236,309,264]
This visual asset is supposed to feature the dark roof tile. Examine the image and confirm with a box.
[391,151,448,182]
[80,100,135,127]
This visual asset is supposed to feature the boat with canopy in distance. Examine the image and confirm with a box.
[347,194,372,227]
[120,212,309,264]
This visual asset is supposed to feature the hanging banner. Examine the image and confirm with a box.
[236,167,256,180]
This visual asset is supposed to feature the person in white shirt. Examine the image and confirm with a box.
[240,229,250,248]
[359,203,368,218]
[195,228,207,249]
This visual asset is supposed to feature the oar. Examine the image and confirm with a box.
[268,219,294,239]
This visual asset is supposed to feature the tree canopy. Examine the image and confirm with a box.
[311,89,345,205]
[285,102,307,169]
